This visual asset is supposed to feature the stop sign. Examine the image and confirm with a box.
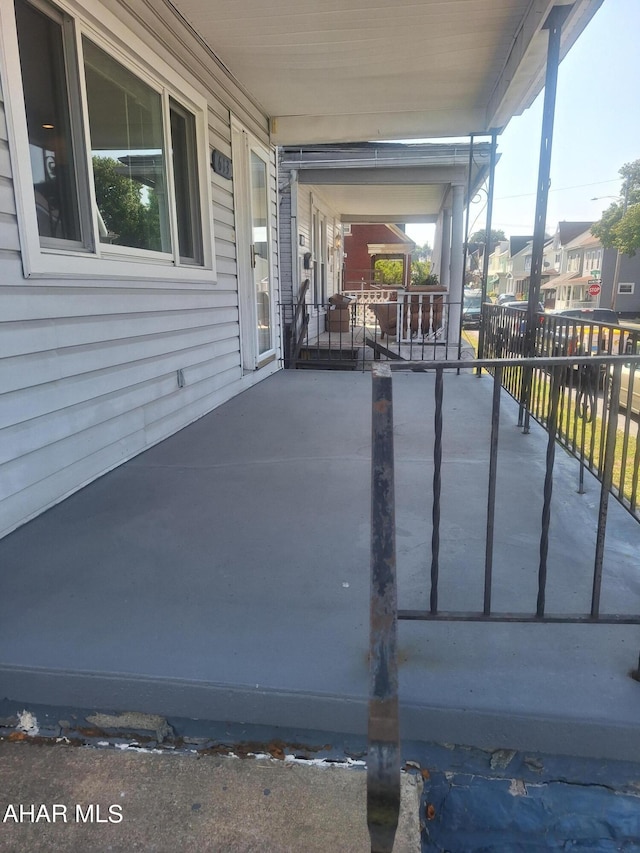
[588,282,601,296]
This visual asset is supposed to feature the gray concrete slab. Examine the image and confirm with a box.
[1,369,639,761]
[0,741,422,852]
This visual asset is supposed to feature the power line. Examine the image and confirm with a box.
[493,178,619,202]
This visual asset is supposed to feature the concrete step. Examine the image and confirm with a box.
[0,741,422,852]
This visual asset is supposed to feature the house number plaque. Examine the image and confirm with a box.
[211,149,233,180]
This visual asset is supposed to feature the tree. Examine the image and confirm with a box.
[591,159,640,257]
[410,258,432,285]
[91,156,161,251]
[468,228,506,251]
[373,258,404,285]
[412,241,432,261]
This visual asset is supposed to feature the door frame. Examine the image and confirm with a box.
[231,119,276,372]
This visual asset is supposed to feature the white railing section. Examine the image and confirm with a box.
[342,289,401,327]
[342,289,449,342]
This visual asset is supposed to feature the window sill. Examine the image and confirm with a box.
[22,249,218,285]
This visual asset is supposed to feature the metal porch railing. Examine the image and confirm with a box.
[482,306,640,521]
[280,293,467,369]
[366,356,640,853]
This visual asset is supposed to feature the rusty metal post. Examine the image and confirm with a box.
[368,363,400,853]
[591,362,622,618]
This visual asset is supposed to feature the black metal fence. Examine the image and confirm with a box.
[281,292,469,370]
[482,306,640,521]
[367,356,640,851]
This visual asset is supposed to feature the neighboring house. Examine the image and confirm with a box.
[538,222,640,315]
[538,221,595,305]
[506,236,534,297]
[513,238,558,301]
[542,228,601,309]
[343,224,416,290]
[487,240,511,295]
[278,142,493,349]
[606,252,640,317]
[0,0,605,540]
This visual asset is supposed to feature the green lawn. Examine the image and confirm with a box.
[507,367,639,510]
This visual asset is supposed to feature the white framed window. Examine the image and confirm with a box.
[1,0,214,281]
[618,282,635,295]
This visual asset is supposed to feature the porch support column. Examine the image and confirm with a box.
[526,4,572,337]
[440,208,451,290]
[448,184,465,345]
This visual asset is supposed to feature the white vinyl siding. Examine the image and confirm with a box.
[0,0,279,538]
[296,187,339,303]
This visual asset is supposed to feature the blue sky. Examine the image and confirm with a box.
[407,0,640,245]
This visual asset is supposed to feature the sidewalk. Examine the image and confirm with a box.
[0,740,422,852]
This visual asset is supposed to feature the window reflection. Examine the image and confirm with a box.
[83,39,170,253]
[15,0,81,243]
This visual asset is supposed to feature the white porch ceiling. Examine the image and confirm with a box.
[308,183,446,223]
[168,0,603,144]
[281,141,492,221]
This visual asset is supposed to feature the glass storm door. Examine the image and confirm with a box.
[250,150,272,359]
[231,123,273,370]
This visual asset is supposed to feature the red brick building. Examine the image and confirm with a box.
[343,224,415,290]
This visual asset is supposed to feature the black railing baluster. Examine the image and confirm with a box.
[389,356,640,679]
[592,362,622,619]
[288,279,310,367]
[368,364,400,853]
[537,365,560,618]
[631,383,640,514]
[431,366,443,614]
[618,371,634,499]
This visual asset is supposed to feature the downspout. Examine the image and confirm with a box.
[440,208,451,290]
[458,133,475,364]
[290,170,299,301]
[476,129,499,369]
[432,212,443,279]
[448,185,465,352]
[287,169,299,368]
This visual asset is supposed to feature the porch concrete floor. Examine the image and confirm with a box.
[1,369,640,762]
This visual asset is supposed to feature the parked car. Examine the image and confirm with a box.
[552,308,619,325]
[462,290,483,327]
[496,293,516,305]
[610,339,640,415]
[549,308,620,357]
[500,301,544,314]
[548,308,623,388]
[492,301,545,355]
[618,362,640,415]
